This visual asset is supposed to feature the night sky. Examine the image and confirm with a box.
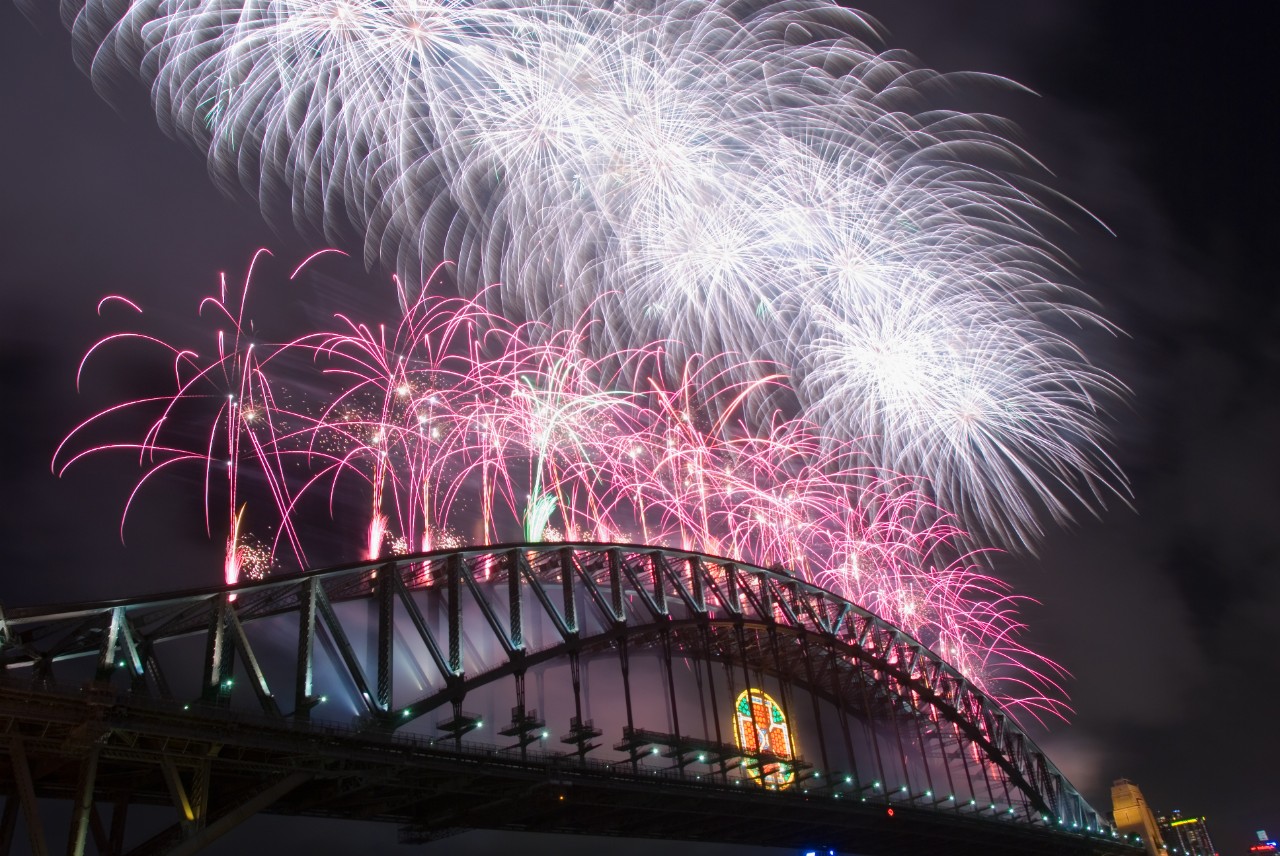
[1,2,1277,854]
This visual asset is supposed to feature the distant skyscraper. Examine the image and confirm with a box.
[1112,779,1165,856]
[1158,809,1216,856]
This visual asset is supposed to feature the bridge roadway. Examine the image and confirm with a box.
[0,680,1131,856]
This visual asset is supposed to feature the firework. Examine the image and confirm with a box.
[58,253,1068,718]
[56,250,308,579]
[56,0,1127,546]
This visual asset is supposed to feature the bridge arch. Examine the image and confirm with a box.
[0,543,1126,852]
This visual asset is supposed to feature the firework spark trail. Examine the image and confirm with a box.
[57,255,1069,718]
[55,249,311,579]
[57,0,1128,547]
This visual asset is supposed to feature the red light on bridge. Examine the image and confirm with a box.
[886,808,895,818]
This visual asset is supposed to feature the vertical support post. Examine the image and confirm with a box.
[190,762,210,831]
[699,625,728,783]
[569,653,586,763]
[826,644,860,792]
[975,734,1000,811]
[765,627,799,764]
[11,739,49,856]
[909,693,938,801]
[514,671,529,763]
[508,550,523,650]
[690,557,705,613]
[377,562,395,715]
[615,638,636,769]
[927,680,959,805]
[660,629,682,769]
[201,595,228,705]
[560,548,577,633]
[996,725,1016,811]
[295,578,317,720]
[651,553,667,615]
[851,650,889,796]
[719,659,737,772]
[952,717,980,810]
[447,554,462,676]
[609,549,624,622]
[738,637,772,785]
[734,625,755,720]
[969,704,999,812]
[882,662,915,798]
[798,634,833,784]
[726,564,740,615]
[66,747,99,856]
[95,609,122,683]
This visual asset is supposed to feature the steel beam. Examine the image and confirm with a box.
[559,547,578,634]
[159,756,196,831]
[295,578,318,719]
[199,596,230,705]
[447,553,463,674]
[458,558,517,657]
[226,607,280,716]
[390,570,451,680]
[377,563,395,713]
[313,584,376,716]
[65,746,99,856]
[11,739,48,856]
[96,609,123,682]
[86,805,109,856]
[516,552,572,641]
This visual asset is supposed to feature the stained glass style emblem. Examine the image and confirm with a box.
[732,688,796,789]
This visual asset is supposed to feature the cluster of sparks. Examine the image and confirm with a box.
[57,252,1068,719]
[64,0,1127,545]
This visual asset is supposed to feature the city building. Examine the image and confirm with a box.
[1112,779,1166,856]
[1157,810,1216,856]
[1250,830,1279,855]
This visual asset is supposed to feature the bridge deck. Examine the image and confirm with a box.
[0,680,1133,856]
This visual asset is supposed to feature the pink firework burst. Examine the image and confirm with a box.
[58,251,1068,721]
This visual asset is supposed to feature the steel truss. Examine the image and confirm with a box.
[0,543,1135,855]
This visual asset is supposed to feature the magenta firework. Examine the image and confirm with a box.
[57,252,1068,720]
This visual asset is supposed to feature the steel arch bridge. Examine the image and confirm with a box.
[0,543,1135,856]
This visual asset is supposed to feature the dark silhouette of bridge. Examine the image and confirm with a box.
[0,543,1138,855]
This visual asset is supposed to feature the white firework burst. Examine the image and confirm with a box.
[61,0,1127,545]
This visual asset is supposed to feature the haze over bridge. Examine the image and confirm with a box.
[0,543,1137,855]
